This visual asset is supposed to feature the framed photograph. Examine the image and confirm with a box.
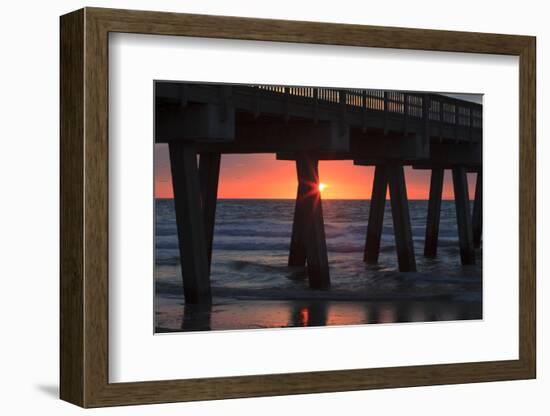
[60,7,536,407]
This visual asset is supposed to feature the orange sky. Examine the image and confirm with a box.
[155,144,476,200]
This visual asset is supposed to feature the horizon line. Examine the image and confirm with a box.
[154,197,461,201]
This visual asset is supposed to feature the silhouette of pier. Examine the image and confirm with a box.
[155,82,482,304]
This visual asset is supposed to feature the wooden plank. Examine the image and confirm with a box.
[518,37,537,376]
[91,8,531,56]
[424,168,445,257]
[364,165,388,264]
[472,170,482,248]
[199,152,221,269]
[388,163,417,271]
[169,142,212,303]
[295,155,331,289]
[60,8,85,407]
[452,166,476,264]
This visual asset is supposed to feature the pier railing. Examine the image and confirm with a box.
[255,85,482,130]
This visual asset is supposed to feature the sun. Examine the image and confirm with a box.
[318,183,327,192]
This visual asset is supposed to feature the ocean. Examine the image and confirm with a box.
[155,199,482,332]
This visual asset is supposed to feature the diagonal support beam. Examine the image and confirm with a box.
[424,168,445,257]
[364,165,388,264]
[388,163,417,272]
[199,152,221,270]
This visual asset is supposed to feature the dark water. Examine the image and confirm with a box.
[155,199,482,332]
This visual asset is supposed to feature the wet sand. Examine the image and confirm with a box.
[156,296,482,333]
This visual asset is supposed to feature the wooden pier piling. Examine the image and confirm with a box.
[451,166,476,265]
[181,303,212,331]
[472,170,482,249]
[289,154,331,289]
[424,168,444,257]
[199,152,221,269]
[288,178,308,267]
[388,163,417,272]
[364,165,388,264]
[169,142,212,304]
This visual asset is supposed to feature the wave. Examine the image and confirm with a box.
[156,236,459,254]
[156,281,479,303]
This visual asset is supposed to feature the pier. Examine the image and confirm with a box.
[155,82,482,304]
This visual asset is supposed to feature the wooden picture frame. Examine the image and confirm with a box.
[60,7,536,408]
